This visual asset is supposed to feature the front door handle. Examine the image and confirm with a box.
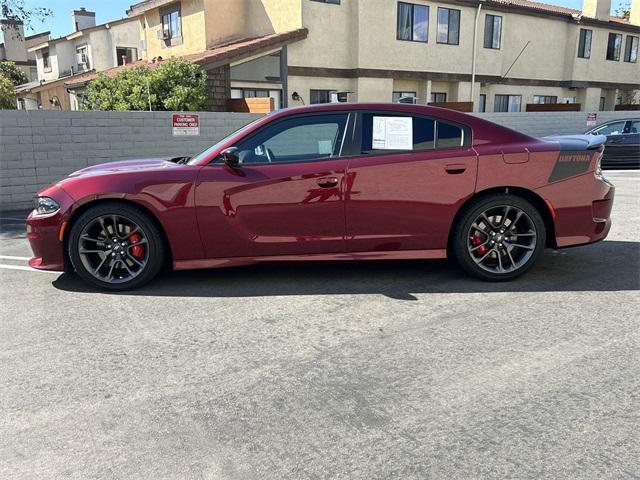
[445,164,467,174]
[316,176,339,188]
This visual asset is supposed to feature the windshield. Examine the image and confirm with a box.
[187,118,263,165]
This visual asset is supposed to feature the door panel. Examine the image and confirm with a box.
[345,148,478,252]
[603,132,640,169]
[195,161,348,258]
[194,112,352,259]
[344,111,478,253]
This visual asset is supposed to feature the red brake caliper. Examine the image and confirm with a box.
[129,233,145,259]
[470,233,488,255]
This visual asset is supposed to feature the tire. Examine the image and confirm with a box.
[452,193,546,281]
[68,202,165,291]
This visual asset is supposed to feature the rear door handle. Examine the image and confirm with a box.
[445,164,467,174]
[316,176,339,188]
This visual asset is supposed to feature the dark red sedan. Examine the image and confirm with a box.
[27,104,614,290]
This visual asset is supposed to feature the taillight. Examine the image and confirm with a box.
[594,148,604,180]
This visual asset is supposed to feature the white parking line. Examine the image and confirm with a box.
[0,264,60,274]
[0,255,32,261]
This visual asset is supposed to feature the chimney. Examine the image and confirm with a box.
[631,0,640,26]
[71,7,96,32]
[0,19,27,62]
[582,0,612,21]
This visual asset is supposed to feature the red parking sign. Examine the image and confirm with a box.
[586,112,597,127]
[172,114,200,136]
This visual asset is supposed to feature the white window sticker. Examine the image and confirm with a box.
[372,116,413,150]
[317,140,333,155]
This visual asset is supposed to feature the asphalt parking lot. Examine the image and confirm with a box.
[1,171,639,480]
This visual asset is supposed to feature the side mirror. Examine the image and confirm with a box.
[221,147,240,167]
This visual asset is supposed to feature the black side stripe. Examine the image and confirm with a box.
[548,150,595,183]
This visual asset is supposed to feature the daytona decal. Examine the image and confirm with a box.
[548,150,595,183]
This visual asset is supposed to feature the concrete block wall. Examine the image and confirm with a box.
[474,111,639,137]
[1,109,638,212]
[0,110,259,211]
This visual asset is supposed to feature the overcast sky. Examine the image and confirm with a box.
[19,0,630,38]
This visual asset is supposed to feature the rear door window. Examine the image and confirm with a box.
[359,113,467,154]
[360,113,435,154]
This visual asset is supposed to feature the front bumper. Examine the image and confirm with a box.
[26,186,74,271]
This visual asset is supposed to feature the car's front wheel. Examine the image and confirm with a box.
[68,203,165,290]
[452,193,546,281]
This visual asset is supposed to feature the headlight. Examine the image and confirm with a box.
[33,196,60,215]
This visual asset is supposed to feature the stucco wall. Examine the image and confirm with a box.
[141,0,207,60]
[285,0,639,87]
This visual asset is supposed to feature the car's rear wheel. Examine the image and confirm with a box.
[452,193,546,281]
[68,203,165,290]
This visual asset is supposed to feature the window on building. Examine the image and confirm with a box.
[392,91,417,103]
[479,93,487,112]
[231,52,282,83]
[599,97,606,111]
[42,50,50,69]
[606,33,622,61]
[431,92,447,103]
[234,113,349,164]
[484,14,502,49]
[231,88,283,109]
[533,95,558,104]
[624,35,639,63]
[397,2,428,42]
[116,47,138,66]
[494,94,522,112]
[578,29,592,58]
[161,6,181,39]
[436,7,460,45]
[76,45,89,70]
[310,89,346,104]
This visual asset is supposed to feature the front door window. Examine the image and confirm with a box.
[234,113,349,164]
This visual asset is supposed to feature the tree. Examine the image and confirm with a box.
[0,74,16,109]
[83,58,208,112]
[618,89,639,105]
[1,1,51,34]
[615,2,630,19]
[0,60,28,85]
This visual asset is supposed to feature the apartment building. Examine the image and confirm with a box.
[121,0,639,113]
[0,20,50,82]
[271,0,640,112]
[23,9,140,110]
[126,0,312,110]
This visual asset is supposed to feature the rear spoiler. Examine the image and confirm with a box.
[542,134,607,151]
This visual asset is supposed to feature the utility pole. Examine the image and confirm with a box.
[471,0,486,108]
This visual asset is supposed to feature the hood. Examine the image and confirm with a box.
[67,158,183,178]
